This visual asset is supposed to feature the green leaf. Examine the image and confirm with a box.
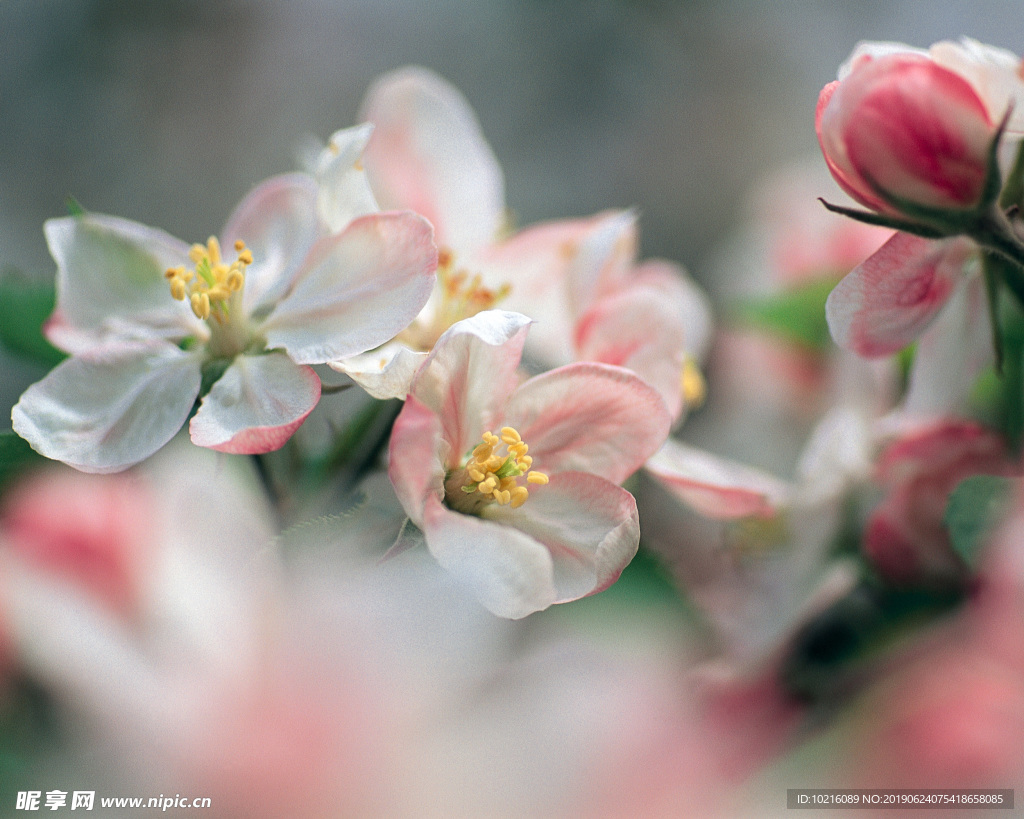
[0,432,43,489]
[0,271,65,367]
[944,474,1013,571]
[735,276,839,351]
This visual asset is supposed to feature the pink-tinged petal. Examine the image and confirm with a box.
[632,260,715,360]
[44,215,197,345]
[421,494,556,619]
[479,210,637,366]
[327,341,427,401]
[574,285,688,421]
[388,395,448,525]
[503,362,671,486]
[930,38,1024,134]
[410,310,531,462]
[820,53,994,214]
[644,438,791,520]
[309,123,381,232]
[11,343,202,474]
[261,211,437,365]
[360,66,504,256]
[825,233,972,357]
[189,353,321,454]
[220,173,323,315]
[484,471,639,603]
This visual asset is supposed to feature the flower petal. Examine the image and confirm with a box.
[479,210,637,366]
[484,471,639,603]
[825,233,972,357]
[422,494,556,619]
[220,173,323,316]
[360,66,505,256]
[388,394,448,525]
[503,362,671,486]
[308,123,381,232]
[901,276,992,422]
[261,211,437,365]
[632,259,715,360]
[11,343,202,473]
[189,352,321,454]
[328,341,427,400]
[574,285,689,421]
[410,310,531,462]
[644,438,791,520]
[44,214,197,347]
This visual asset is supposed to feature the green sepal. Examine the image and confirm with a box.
[64,196,85,217]
[0,270,66,367]
[944,473,1013,571]
[817,198,946,239]
[735,276,838,352]
[983,253,1005,375]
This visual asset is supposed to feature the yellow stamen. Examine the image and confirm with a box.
[681,357,707,409]
[167,237,253,322]
[396,248,513,351]
[446,425,550,513]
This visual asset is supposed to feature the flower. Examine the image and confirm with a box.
[12,173,436,472]
[817,45,1010,218]
[865,420,1016,587]
[388,310,671,618]
[819,39,1024,359]
[320,67,709,420]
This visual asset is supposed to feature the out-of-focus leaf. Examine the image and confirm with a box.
[944,473,1013,571]
[0,271,64,367]
[0,432,43,489]
[735,277,838,352]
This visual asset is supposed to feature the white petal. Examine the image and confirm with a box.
[189,353,321,454]
[360,66,505,255]
[328,341,427,400]
[45,214,197,344]
[422,495,556,619]
[484,472,639,603]
[220,173,324,315]
[311,123,381,232]
[410,310,531,461]
[261,211,436,364]
[11,343,202,473]
[644,438,792,520]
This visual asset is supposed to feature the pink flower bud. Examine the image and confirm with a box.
[817,53,996,217]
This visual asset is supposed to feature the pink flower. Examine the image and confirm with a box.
[388,310,671,618]
[325,67,710,420]
[12,173,436,472]
[817,52,997,217]
[865,420,1016,586]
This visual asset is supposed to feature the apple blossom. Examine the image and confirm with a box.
[11,172,436,472]
[320,67,709,420]
[817,52,999,219]
[387,310,671,618]
[864,420,1016,587]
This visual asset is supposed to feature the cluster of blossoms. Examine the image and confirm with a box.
[4,37,1024,812]
[8,66,701,618]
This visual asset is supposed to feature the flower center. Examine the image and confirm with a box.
[399,248,511,351]
[444,426,549,514]
[165,237,252,323]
